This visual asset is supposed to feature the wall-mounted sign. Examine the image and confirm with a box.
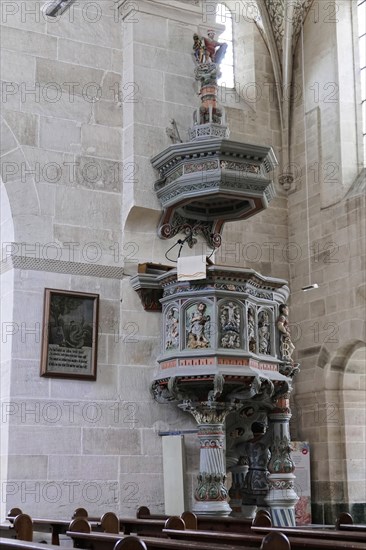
[40,288,99,380]
[292,441,311,525]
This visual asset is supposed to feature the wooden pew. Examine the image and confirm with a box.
[136,506,268,534]
[66,529,284,550]
[0,521,15,539]
[117,532,291,550]
[7,513,101,545]
[119,519,167,537]
[0,538,62,550]
[8,509,23,519]
[251,525,366,543]
[70,510,167,538]
[73,509,89,519]
[137,508,168,521]
[73,506,271,536]
[7,510,166,543]
[336,512,366,532]
[0,539,149,550]
[163,525,366,549]
[13,515,33,542]
[114,536,148,550]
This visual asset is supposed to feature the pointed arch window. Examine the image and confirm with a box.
[358,0,366,164]
[216,3,235,88]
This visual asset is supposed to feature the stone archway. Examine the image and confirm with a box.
[321,339,366,523]
[0,115,42,244]
[294,337,365,524]
[339,344,366,522]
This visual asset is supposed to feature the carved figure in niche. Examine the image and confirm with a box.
[221,332,240,348]
[258,311,271,355]
[221,301,240,331]
[235,422,272,507]
[165,307,179,350]
[220,301,241,349]
[187,302,210,348]
[247,308,256,353]
[277,304,295,362]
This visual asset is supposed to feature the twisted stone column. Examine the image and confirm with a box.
[265,395,298,526]
[180,402,235,516]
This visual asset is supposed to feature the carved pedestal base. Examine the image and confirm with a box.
[265,473,298,526]
[193,498,232,516]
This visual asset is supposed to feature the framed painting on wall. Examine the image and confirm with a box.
[40,288,99,380]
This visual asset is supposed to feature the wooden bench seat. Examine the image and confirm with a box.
[6,512,167,544]
[0,522,15,539]
[340,524,366,532]
[251,525,366,543]
[6,513,102,545]
[163,528,366,549]
[66,529,290,550]
[71,509,265,536]
[335,513,366,532]
[135,507,268,534]
[0,533,163,550]
[66,530,252,550]
[0,537,62,550]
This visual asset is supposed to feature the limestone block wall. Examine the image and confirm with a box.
[287,0,366,523]
[217,15,289,282]
[0,0,137,520]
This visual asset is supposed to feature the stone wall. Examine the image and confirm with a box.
[1,0,128,519]
[217,11,288,282]
[288,0,366,523]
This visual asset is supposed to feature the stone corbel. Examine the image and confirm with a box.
[130,263,172,311]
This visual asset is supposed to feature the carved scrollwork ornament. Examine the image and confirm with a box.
[195,473,228,501]
[268,434,295,474]
[279,362,300,378]
[150,383,175,404]
[179,401,237,424]
[199,437,224,449]
[270,479,294,490]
